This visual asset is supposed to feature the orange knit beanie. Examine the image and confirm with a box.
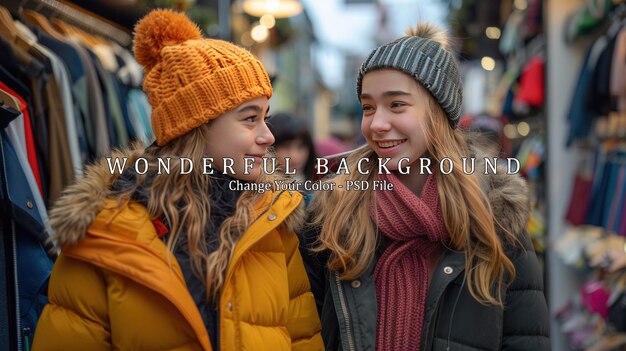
[133,9,273,145]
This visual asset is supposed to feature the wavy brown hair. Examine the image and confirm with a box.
[310,24,518,307]
[113,123,285,300]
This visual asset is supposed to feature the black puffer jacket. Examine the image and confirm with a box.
[300,169,550,351]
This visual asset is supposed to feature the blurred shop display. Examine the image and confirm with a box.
[566,1,626,145]
[554,226,626,350]
[0,0,158,348]
[556,0,626,349]
[1,0,154,203]
[565,0,623,43]
[448,0,547,268]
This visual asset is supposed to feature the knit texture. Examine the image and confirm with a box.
[357,35,463,128]
[133,10,272,145]
[370,173,449,351]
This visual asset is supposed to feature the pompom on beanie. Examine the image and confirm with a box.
[133,9,273,145]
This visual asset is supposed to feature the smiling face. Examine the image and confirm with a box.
[204,96,275,181]
[360,69,431,170]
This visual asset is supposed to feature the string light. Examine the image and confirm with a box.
[517,122,530,136]
[486,27,501,40]
[481,56,496,71]
[242,0,303,18]
[251,23,269,43]
[260,14,276,28]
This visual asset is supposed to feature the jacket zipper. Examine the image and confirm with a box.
[425,286,445,350]
[446,278,465,351]
[11,221,22,351]
[335,273,356,351]
[22,327,31,351]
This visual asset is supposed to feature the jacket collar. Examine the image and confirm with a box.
[62,199,214,350]
[61,191,302,351]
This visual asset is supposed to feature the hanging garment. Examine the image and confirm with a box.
[620,190,626,236]
[568,38,608,145]
[611,28,626,112]
[515,55,545,108]
[0,80,41,195]
[15,21,82,178]
[128,88,153,144]
[7,23,76,204]
[606,161,626,233]
[588,162,610,227]
[43,72,74,204]
[0,34,50,199]
[102,69,129,148]
[565,174,593,225]
[585,30,619,117]
[86,49,118,149]
[35,29,89,164]
[601,157,621,229]
[68,40,109,157]
[111,74,136,141]
[112,42,143,87]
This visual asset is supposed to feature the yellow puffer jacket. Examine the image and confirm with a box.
[32,147,323,351]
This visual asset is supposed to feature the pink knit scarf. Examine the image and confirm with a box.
[370,172,449,351]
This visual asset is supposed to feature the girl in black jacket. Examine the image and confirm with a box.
[301,23,550,351]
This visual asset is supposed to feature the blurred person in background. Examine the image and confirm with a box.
[269,112,318,184]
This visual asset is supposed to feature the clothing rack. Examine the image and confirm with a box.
[20,0,132,46]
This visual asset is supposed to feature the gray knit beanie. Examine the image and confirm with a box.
[356,35,463,128]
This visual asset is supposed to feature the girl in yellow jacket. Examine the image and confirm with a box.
[32,9,322,351]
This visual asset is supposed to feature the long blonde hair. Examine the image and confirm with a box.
[113,123,284,300]
[310,24,517,307]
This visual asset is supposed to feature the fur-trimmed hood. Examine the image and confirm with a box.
[48,144,306,247]
[472,145,531,239]
[48,144,145,246]
[478,159,530,238]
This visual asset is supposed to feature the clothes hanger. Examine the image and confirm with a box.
[0,89,21,129]
[21,9,65,41]
[29,2,74,41]
[0,89,20,111]
[50,18,102,47]
[0,6,19,43]
[0,5,35,50]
